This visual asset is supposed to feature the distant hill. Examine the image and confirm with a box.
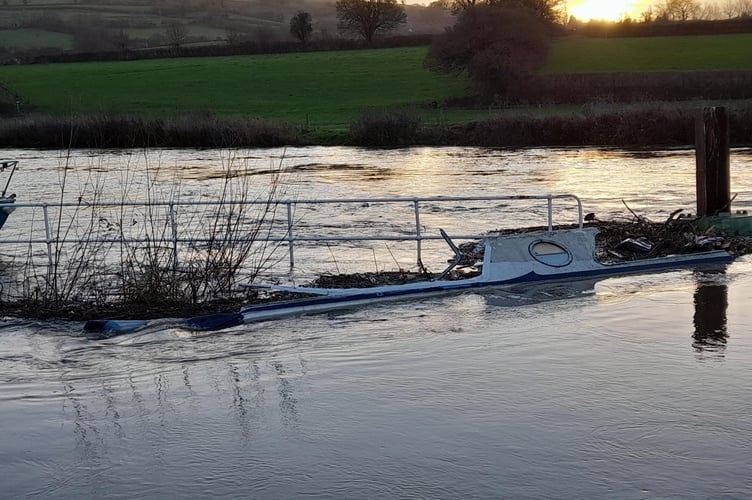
[0,0,451,58]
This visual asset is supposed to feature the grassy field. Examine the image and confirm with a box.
[0,47,468,130]
[545,33,752,73]
[127,25,229,41]
[1,33,752,135]
[0,29,73,50]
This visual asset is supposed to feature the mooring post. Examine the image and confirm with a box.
[695,106,730,216]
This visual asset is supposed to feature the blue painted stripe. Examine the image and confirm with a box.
[241,253,732,316]
[184,312,244,331]
[83,319,148,335]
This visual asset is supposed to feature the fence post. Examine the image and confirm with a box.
[42,203,53,269]
[169,202,178,269]
[286,202,295,268]
[413,200,423,267]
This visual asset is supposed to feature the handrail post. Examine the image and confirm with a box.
[413,200,423,267]
[4,194,591,283]
[286,202,295,268]
[169,202,178,269]
[42,203,53,268]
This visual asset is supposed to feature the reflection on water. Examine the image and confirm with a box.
[482,278,598,307]
[693,271,729,358]
[1,264,752,498]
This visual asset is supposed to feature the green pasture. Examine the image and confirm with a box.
[127,25,228,41]
[0,47,468,130]
[174,25,228,40]
[0,29,73,50]
[1,33,751,135]
[545,33,752,73]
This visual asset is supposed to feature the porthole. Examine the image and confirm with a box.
[529,240,572,267]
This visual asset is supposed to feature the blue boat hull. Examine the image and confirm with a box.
[241,250,733,322]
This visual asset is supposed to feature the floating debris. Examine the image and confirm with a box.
[617,237,654,254]
[310,270,433,289]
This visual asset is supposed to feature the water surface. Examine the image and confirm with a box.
[2,146,752,498]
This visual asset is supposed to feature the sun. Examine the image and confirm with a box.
[567,0,645,21]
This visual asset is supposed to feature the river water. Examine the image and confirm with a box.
[2,147,752,498]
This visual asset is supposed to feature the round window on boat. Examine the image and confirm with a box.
[529,240,572,267]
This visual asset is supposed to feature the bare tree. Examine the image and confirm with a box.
[497,0,565,23]
[656,0,701,20]
[722,0,738,17]
[439,0,480,13]
[697,2,721,19]
[166,22,189,51]
[440,0,564,23]
[740,0,752,16]
[290,11,313,44]
[728,0,752,17]
[640,5,654,22]
[335,0,407,43]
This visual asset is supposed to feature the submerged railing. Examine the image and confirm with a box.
[1,194,583,269]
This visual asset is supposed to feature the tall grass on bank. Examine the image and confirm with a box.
[447,104,752,148]
[349,109,423,147]
[346,102,752,148]
[0,113,304,148]
[9,152,289,318]
[2,102,752,150]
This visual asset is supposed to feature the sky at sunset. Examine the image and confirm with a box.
[566,0,654,20]
[409,0,723,21]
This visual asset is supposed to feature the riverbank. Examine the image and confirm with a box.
[2,100,752,149]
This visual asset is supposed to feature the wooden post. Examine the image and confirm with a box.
[695,107,730,216]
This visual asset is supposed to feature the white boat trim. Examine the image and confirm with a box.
[241,227,733,322]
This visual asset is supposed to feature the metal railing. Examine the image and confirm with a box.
[1,193,583,268]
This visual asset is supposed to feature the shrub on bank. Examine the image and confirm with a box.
[348,110,423,147]
[2,153,287,320]
[435,106,752,148]
[1,105,751,149]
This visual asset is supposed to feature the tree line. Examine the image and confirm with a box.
[3,0,750,59]
[627,0,752,23]
[301,0,752,48]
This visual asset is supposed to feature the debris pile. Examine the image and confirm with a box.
[300,211,752,290]
[593,216,752,261]
[309,269,433,289]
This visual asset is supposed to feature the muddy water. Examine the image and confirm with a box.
[2,147,752,498]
